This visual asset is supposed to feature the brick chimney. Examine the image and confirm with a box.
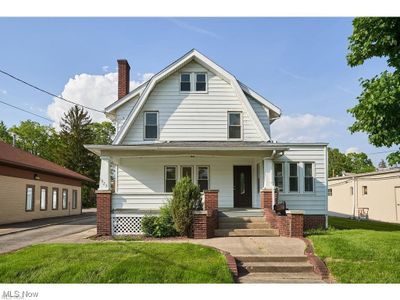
[117,59,130,99]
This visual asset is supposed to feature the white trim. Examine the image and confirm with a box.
[113,49,270,144]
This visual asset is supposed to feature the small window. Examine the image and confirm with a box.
[40,187,47,211]
[26,185,35,211]
[144,111,158,140]
[228,112,242,139]
[62,189,68,209]
[350,186,354,195]
[362,186,368,195]
[165,166,177,193]
[328,189,332,196]
[181,166,193,181]
[180,73,191,92]
[72,190,78,209]
[195,73,207,91]
[274,163,284,192]
[52,188,59,210]
[197,166,209,191]
[289,163,298,192]
[304,163,314,192]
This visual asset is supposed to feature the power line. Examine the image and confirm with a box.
[0,69,104,113]
[0,98,54,123]
[366,150,398,155]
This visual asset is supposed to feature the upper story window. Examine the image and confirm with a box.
[274,163,284,192]
[180,73,191,92]
[195,73,207,91]
[304,163,314,192]
[228,112,242,139]
[144,111,158,140]
[289,163,299,192]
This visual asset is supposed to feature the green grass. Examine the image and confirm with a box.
[0,243,233,283]
[308,216,400,283]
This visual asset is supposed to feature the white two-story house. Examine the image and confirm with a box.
[86,49,328,235]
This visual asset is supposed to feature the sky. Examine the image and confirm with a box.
[0,17,395,164]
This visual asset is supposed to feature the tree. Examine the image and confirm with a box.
[328,148,349,177]
[347,17,400,165]
[328,147,375,177]
[0,121,12,144]
[346,152,375,174]
[378,159,387,169]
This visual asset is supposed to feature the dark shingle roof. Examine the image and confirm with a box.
[0,141,94,183]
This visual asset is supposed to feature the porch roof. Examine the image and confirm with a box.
[85,141,290,156]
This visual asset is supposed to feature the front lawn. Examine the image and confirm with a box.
[0,242,233,283]
[308,216,400,283]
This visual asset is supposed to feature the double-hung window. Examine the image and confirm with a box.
[40,187,47,210]
[228,112,242,139]
[180,73,191,92]
[26,185,35,211]
[72,190,78,209]
[274,163,284,192]
[52,188,59,210]
[197,166,209,191]
[195,73,207,91]
[181,166,193,181]
[304,163,314,192]
[289,163,299,192]
[165,166,177,193]
[144,111,158,140]
[62,189,68,209]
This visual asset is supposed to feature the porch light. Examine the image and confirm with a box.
[34,174,40,180]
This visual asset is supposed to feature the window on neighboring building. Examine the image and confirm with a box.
[195,73,207,91]
[197,166,209,191]
[72,190,78,209]
[52,188,59,210]
[274,163,284,192]
[62,189,68,209]
[26,185,35,211]
[165,166,177,193]
[40,187,47,210]
[181,166,193,181]
[144,111,158,140]
[180,73,191,92]
[362,186,368,195]
[289,163,299,192]
[328,189,332,196]
[228,112,242,139]
[304,163,314,192]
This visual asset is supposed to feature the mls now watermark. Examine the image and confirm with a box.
[2,290,39,300]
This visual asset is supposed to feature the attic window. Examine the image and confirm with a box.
[180,73,191,92]
[228,112,242,139]
[144,111,158,140]
[195,73,207,91]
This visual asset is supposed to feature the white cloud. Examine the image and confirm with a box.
[271,113,337,142]
[47,72,153,129]
[101,65,109,73]
[345,147,360,154]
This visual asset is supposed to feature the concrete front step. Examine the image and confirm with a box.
[238,262,314,273]
[218,222,271,229]
[214,228,279,237]
[235,255,308,263]
[218,216,266,223]
[218,209,264,218]
[238,272,324,284]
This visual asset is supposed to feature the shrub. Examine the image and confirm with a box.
[141,201,178,238]
[170,177,202,236]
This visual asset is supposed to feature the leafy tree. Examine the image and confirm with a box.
[88,122,115,145]
[347,17,400,165]
[346,152,375,174]
[328,148,349,177]
[9,120,62,164]
[328,147,375,177]
[0,121,12,144]
[378,159,387,169]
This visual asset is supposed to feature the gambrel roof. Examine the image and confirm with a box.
[107,49,282,145]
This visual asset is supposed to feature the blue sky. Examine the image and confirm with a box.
[0,17,394,164]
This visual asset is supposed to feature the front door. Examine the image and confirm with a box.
[233,166,252,208]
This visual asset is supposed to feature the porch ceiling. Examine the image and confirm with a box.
[85,141,289,158]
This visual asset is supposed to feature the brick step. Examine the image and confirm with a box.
[218,217,266,223]
[238,262,314,273]
[214,228,279,237]
[237,272,324,284]
[235,255,308,263]
[218,222,271,229]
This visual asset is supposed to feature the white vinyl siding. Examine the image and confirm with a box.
[122,61,264,142]
[247,94,271,137]
[274,145,328,215]
[114,94,140,134]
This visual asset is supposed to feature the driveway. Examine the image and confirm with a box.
[0,214,96,254]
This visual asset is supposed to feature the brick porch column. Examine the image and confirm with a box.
[193,190,219,239]
[96,190,112,236]
[193,211,208,239]
[287,210,304,237]
[260,188,273,209]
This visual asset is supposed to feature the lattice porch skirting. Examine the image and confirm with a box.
[111,214,144,235]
